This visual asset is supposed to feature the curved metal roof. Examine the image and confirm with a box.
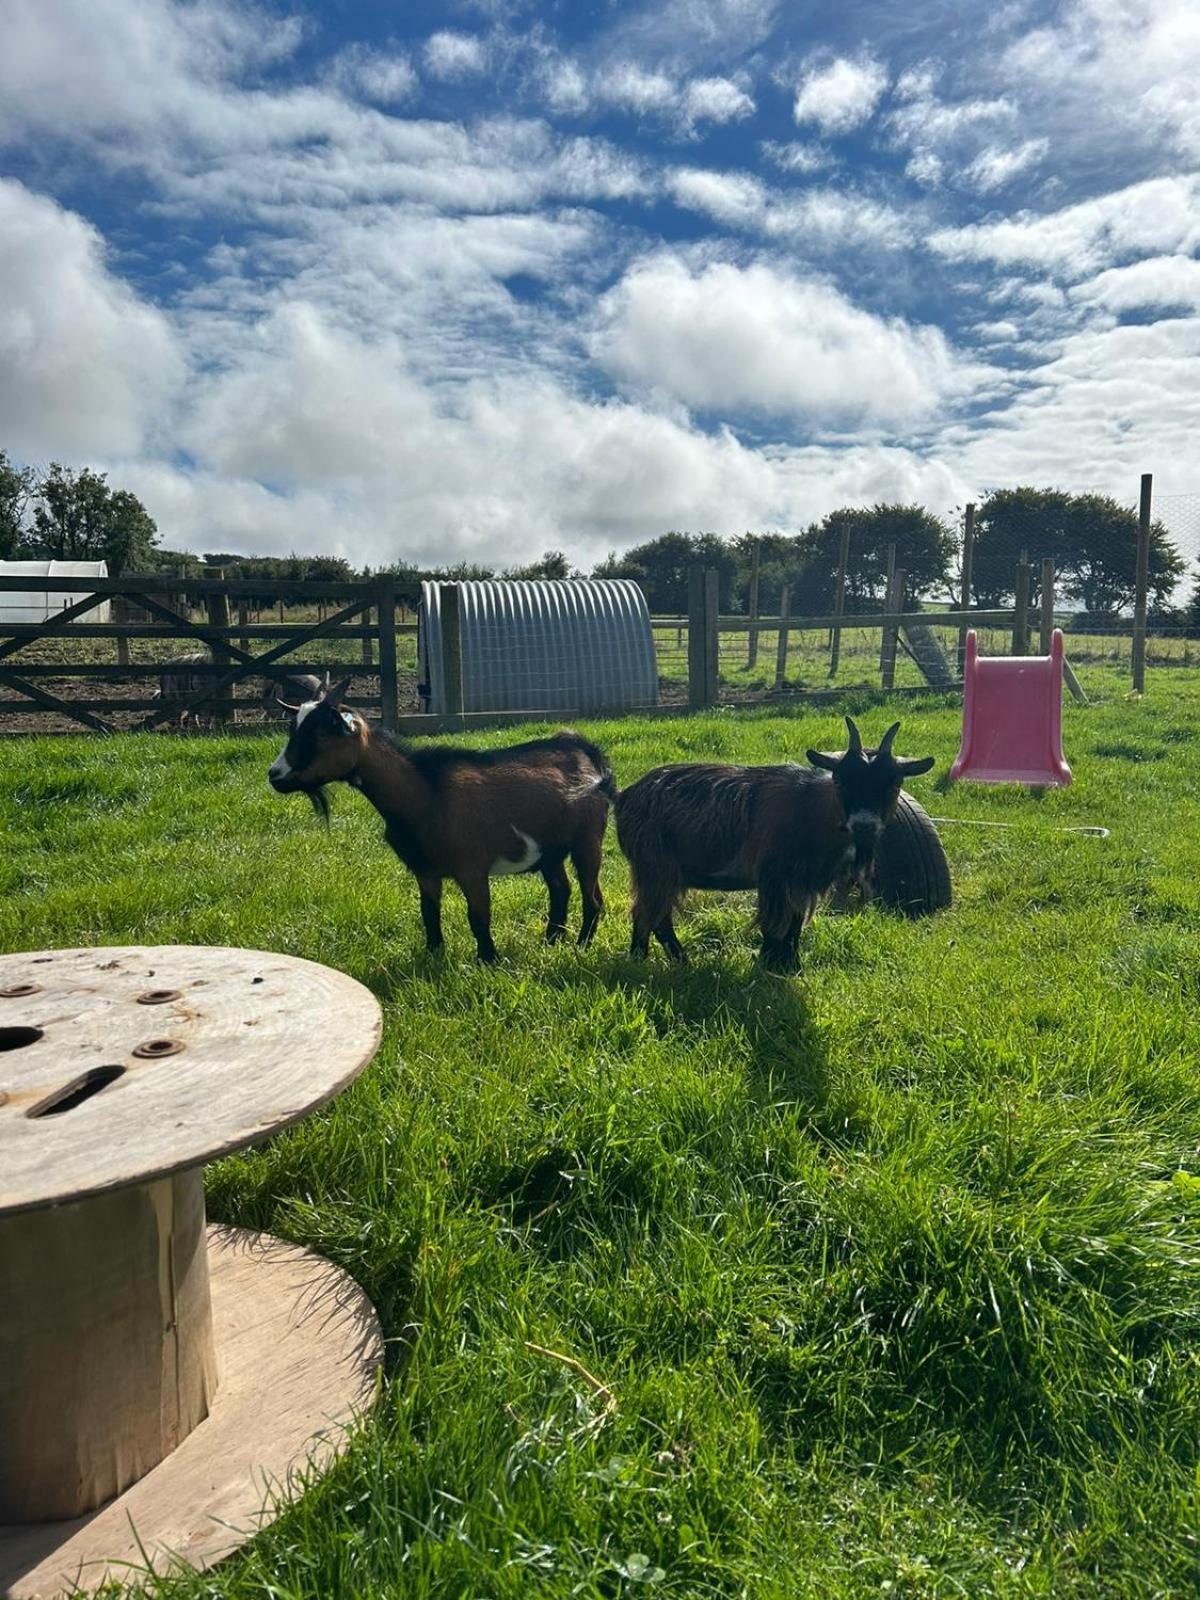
[419,578,657,715]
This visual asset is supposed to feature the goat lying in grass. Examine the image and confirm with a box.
[267,677,615,961]
[614,718,935,971]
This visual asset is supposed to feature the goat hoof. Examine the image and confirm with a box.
[546,926,567,945]
[477,947,499,964]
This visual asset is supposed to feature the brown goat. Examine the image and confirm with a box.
[267,677,614,961]
[614,718,935,971]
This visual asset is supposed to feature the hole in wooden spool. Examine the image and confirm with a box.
[28,1065,126,1118]
[0,1026,43,1052]
[0,983,40,998]
[132,1037,185,1059]
[137,988,182,1005]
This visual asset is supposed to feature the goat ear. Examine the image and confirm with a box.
[323,674,353,707]
[897,755,935,777]
[807,748,839,771]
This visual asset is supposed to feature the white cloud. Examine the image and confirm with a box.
[1003,0,1200,162]
[792,55,887,135]
[668,167,914,250]
[962,137,1049,192]
[681,76,755,126]
[593,61,678,114]
[590,253,984,429]
[929,174,1200,278]
[0,179,183,460]
[906,150,944,187]
[1070,256,1200,314]
[328,46,419,106]
[423,31,488,81]
[760,139,834,174]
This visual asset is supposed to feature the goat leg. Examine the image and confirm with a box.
[541,858,571,945]
[459,874,498,963]
[417,876,444,953]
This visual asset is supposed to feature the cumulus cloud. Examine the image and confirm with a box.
[792,56,887,135]
[681,76,755,126]
[590,254,985,429]
[760,139,834,174]
[423,31,488,81]
[0,178,183,460]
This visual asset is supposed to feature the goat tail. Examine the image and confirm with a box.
[596,767,619,804]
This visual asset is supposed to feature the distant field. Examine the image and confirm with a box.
[3,691,1200,1596]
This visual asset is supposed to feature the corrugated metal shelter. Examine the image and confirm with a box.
[419,579,657,715]
[0,561,112,624]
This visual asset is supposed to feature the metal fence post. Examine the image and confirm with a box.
[1133,471,1152,692]
[376,575,399,727]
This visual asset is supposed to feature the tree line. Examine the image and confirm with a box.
[2,448,1192,624]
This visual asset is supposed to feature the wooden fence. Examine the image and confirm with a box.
[0,555,1098,733]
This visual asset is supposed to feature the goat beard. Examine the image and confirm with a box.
[304,784,331,825]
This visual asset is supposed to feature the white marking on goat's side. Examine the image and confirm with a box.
[491,829,542,876]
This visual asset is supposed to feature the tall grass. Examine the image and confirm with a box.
[2,689,1199,1596]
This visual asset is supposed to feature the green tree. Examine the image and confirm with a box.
[504,550,575,581]
[0,450,36,559]
[29,464,159,575]
[594,531,737,612]
[801,504,957,610]
[972,488,1183,613]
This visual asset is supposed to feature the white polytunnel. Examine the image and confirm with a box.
[418,579,658,715]
[0,560,111,624]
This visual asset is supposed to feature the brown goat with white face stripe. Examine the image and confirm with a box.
[267,677,614,962]
[614,718,935,971]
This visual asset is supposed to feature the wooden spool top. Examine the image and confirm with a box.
[0,946,382,1215]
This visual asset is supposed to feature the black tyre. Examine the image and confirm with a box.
[871,791,952,917]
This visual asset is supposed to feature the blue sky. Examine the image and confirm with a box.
[1,0,1198,569]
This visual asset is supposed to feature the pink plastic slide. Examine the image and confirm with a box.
[949,628,1072,787]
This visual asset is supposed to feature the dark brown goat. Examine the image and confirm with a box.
[267,677,615,961]
[614,718,935,971]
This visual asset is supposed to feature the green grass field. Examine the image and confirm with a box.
[3,688,1200,1597]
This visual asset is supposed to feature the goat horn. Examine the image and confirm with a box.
[878,721,901,757]
[844,716,863,755]
[274,696,301,713]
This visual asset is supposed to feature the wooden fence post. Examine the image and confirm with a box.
[237,600,250,653]
[705,567,719,707]
[205,576,233,725]
[440,582,464,723]
[361,605,374,668]
[878,543,897,677]
[774,585,791,693]
[958,503,975,677]
[376,576,398,727]
[828,522,850,679]
[112,593,132,667]
[1012,555,1030,656]
[688,566,706,710]
[880,568,905,690]
[1132,471,1152,692]
[746,539,761,670]
[1040,559,1056,655]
